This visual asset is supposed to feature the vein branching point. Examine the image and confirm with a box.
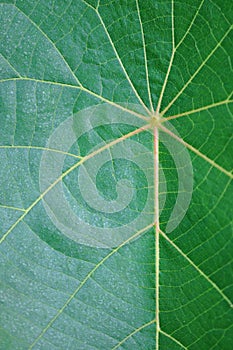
[149,111,162,128]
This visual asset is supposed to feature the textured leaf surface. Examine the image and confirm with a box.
[0,0,233,349]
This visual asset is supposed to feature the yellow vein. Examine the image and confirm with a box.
[159,124,233,179]
[0,77,149,121]
[159,329,188,349]
[0,204,25,212]
[96,10,151,115]
[111,319,156,350]
[28,223,154,350]
[136,0,154,112]
[0,145,82,159]
[175,0,205,50]
[154,126,160,348]
[12,4,81,86]
[156,0,175,114]
[159,229,233,307]
[161,25,233,115]
[0,125,150,245]
[163,99,233,121]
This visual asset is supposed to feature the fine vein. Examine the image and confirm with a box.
[0,52,21,77]
[4,4,150,122]
[160,229,233,307]
[0,204,25,212]
[159,329,188,349]
[175,0,205,50]
[0,145,82,159]
[156,0,175,114]
[161,25,233,115]
[136,0,154,112]
[96,10,151,115]
[0,125,150,245]
[28,223,154,349]
[11,4,81,86]
[163,99,233,121]
[111,319,156,350]
[0,77,149,121]
[159,124,233,179]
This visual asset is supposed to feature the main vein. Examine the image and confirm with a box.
[154,3,175,348]
[154,126,160,349]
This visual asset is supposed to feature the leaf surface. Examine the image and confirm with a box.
[0,0,233,349]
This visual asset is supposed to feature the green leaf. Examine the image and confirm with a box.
[0,0,232,349]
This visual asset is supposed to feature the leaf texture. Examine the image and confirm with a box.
[0,0,233,349]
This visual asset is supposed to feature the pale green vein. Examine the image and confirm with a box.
[175,0,205,50]
[156,0,175,114]
[159,124,233,179]
[172,194,232,259]
[169,296,226,342]
[96,9,151,115]
[111,318,156,350]
[0,125,150,245]
[81,0,96,11]
[28,223,154,349]
[0,204,25,212]
[0,145,82,159]
[0,158,82,245]
[81,84,149,121]
[54,5,89,46]
[188,323,226,349]
[0,77,76,88]
[159,229,233,308]
[0,52,21,77]
[0,77,149,121]
[3,4,149,125]
[159,329,188,349]
[10,3,81,86]
[162,25,233,115]
[163,99,233,121]
[136,0,154,112]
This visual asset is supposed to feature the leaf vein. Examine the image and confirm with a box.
[162,24,233,115]
[28,223,154,349]
[160,229,233,307]
[96,9,151,114]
